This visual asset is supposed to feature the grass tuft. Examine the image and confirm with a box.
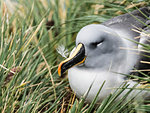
[0,0,150,112]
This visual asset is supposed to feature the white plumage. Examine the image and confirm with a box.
[58,7,150,103]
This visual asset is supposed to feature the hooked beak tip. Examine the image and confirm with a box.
[58,62,63,76]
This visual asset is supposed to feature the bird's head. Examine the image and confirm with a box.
[58,24,126,76]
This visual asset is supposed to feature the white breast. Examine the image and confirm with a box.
[68,67,127,102]
[68,66,150,102]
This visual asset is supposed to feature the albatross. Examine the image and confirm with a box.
[58,7,150,103]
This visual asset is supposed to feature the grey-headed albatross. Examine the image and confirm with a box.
[58,7,150,103]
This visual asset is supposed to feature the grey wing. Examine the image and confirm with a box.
[102,7,150,77]
[102,7,150,40]
[133,23,150,77]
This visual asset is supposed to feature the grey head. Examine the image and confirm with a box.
[76,24,127,69]
[58,24,129,76]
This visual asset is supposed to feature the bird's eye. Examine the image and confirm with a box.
[91,40,104,48]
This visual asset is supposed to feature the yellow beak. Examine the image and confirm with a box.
[58,43,86,76]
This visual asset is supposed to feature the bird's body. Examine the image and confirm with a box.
[58,7,150,103]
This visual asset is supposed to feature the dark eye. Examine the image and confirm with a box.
[90,39,104,48]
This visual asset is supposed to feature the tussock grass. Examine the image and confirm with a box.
[0,0,150,112]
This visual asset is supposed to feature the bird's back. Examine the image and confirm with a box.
[103,7,150,77]
[102,7,150,40]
